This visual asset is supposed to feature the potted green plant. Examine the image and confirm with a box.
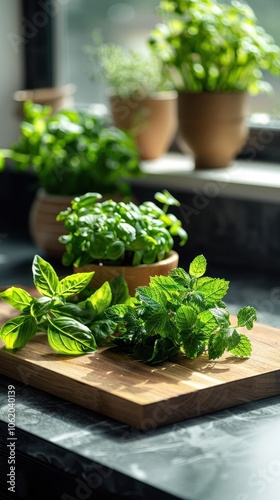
[57,189,188,295]
[84,30,178,160]
[0,101,141,257]
[149,0,280,169]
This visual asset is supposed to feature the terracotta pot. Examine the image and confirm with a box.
[177,92,249,169]
[74,250,179,296]
[109,91,178,160]
[29,190,73,258]
[13,83,76,118]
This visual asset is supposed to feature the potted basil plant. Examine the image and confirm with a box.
[0,101,141,257]
[149,0,280,169]
[57,189,188,296]
[84,30,178,160]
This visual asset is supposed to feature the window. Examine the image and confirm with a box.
[55,0,280,116]
[55,0,160,109]
[22,0,280,162]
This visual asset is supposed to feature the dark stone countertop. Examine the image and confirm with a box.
[0,237,280,500]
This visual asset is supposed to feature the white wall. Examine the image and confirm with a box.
[0,1,23,147]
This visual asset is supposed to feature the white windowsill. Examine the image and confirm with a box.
[135,153,280,203]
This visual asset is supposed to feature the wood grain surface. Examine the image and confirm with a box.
[0,300,279,429]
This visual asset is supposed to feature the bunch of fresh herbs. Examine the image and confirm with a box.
[0,255,130,355]
[57,190,188,268]
[0,101,141,197]
[0,254,257,364]
[106,255,257,364]
[149,0,280,93]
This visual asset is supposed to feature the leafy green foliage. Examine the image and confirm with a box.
[84,29,173,98]
[0,102,141,196]
[57,189,188,267]
[0,255,130,355]
[149,0,280,93]
[105,255,257,364]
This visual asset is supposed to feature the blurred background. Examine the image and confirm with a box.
[1,0,280,149]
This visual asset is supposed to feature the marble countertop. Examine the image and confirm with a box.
[0,238,280,500]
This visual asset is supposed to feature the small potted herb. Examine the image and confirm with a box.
[0,101,141,256]
[84,30,177,160]
[57,189,188,295]
[149,0,280,168]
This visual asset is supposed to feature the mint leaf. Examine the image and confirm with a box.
[90,319,117,345]
[144,311,170,335]
[228,331,252,357]
[168,267,191,287]
[197,278,229,304]
[136,287,165,311]
[210,306,230,326]
[175,305,197,330]
[195,310,218,337]
[208,328,231,359]
[189,255,207,278]
[149,274,179,291]
[180,331,205,359]
[133,336,179,364]
[237,306,257,330]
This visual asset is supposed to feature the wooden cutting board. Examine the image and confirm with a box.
[0,300,279,429]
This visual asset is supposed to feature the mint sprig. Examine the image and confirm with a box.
[106,255,257,364]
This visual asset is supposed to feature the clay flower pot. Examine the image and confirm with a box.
[29,190,73,258]
[109,91,178,160]
[13,84,76,118]
[74,250,179,296]
[177,92,249,169]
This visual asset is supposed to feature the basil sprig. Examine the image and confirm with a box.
[0,255,129,355]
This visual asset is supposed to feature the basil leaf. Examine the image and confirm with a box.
[32,254,59,297]
[31,296,53,319]
[109,275,130,305]
[50,302,91,323]
[47,316,97,354]
[85,281,112,318]
[0,287,33,311]
[56,272,94,297]
[0,315,37,349]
